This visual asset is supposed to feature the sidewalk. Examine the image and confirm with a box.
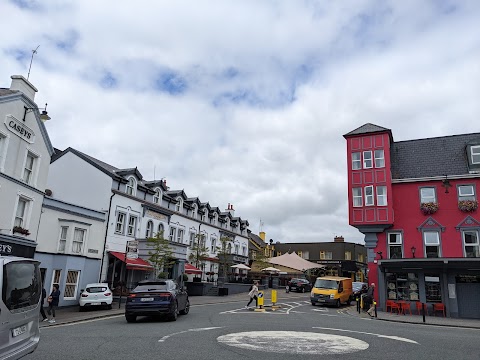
[39,290,480,329]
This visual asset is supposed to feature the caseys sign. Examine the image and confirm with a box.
[0,241,35,258]
[4,115,35,144]
[0,244,13,254]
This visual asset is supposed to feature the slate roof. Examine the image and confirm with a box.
[0,88,19,96]
[248,230,265,249]
[391,133,480,179]
[343,123,392,137]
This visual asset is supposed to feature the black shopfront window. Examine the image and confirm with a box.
[425,274,441,303]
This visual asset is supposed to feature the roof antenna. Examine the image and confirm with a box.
[27,45,40,80]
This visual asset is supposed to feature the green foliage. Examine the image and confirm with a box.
[188,233,210,270]
[253,249,271,270]
[216,236,234,278]
[146,231,175,278]
[157,272,168,279]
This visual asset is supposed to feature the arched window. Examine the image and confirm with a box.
[214,213,218,226]
[153,188,161,204]
[192,204,197,219]
[157,223,164,237]
[126,177,136,196]
[234,244,239,255]
[175,197,182,212]
[146,221,153,238]
[227,243,232,254]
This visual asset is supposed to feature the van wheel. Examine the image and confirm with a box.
[311,302,316,306]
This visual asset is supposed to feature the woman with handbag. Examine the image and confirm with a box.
[47,284,61,323]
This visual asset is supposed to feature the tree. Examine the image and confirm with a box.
[216,236,234,283]
[146,231,175,279]
[188,233,209,278]
[252,248,271,271]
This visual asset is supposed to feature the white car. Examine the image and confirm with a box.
[79,283,113,311]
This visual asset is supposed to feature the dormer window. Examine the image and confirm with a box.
[471,145,480,164]
[192,204,197,219]
[126,177,136,196]
[214,213,218,225]
[153,188,161,204]
[175,197,182,212]
[201,211,206,222]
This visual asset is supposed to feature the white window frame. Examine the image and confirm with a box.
[51,269,61,293]
[126,177,136,196]
[192,205,197,219]
[72,228,85,254]
[63,270,80,300]
[127,216,137,237]
[352,187,362,207]
[189,232,196,247]
[458,185,475,201]
[22,150,39,185]
[463,230,480,258]
[351,152,361,170]
[177,229,184,243]
[363,151,373,169]
[175,198,182,212]
[374,149,385,168]
[146,221,153,238]
[424,231,441,258]
[234,244,239,255]
[420,187,436,203]
[376,186,387,206]
[157,223,164,237]
[14,197,29,228]
[471,145,480,164]
[387,232,403,259]
[153,188,161,204]
[227,243,232,254]
[242,246,246,256]
[58,226,68,252]
[115,212,126,234]
[211,237,217,253]
[364,186,374,206]
[169,227,176,242]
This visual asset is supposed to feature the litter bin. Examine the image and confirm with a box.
[218,287,229,296]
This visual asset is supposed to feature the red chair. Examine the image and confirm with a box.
[390,302,401,314]
[415,301,424,315]
[433,303,446,317]
[386,300,394,312]
[400,301,412,315]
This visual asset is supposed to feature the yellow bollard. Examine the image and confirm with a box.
[257,291,264,308]
[271,289,277,305]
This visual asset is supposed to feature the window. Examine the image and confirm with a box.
[297,251,303,258]
[363,151,373,169]
[357,254,364,263]
[58,226,68,252]
[153,189,161,204]
[364,186,374,206]
[425,274,442,302]
[345,251,352,260]
[22,152,36,184]
[146,221,153,238]
[14,198,29,228]
[242,246,246,256]
[51,269,61,292]
[211,238,217,253]
[376,186,387,206]
[320,251,332,260]
[189,232,196,247]
[64,270,80,299]
[169,227,176,242]
[471,145,480,164]
[387,232,403,259]
[424,231,440,258]
[127,216,137,236]
[115,212,126,234]
[458,185,475,201]
[72,228,85,254]
[227,243,232,254]
[352,152,361,170]
[463,230,479,258]
[175,198,182,212]
[202,211,207,222]
[2,261,41,311]
[157,223,164,237]
[353,188,363,207]
[235,244,239,255]
[302,251,309,259]
[420,187,436,203]
[192,205,197,219]
[126,177,136,196]
[374,149,385,168]
[177,229,184,243]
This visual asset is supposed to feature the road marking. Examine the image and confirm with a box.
[217,331,369,354]
[312,327,419,344]
[158,327,223,342]
[312,308,328,312]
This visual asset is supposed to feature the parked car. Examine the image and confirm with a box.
[79,283,113,311]
[350,282,368,302]
[287,278,312,293]
[125,280,189,323]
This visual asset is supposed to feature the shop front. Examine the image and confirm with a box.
[0,235,36,258]
[377,258,480,319]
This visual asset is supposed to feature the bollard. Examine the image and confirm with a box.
[422,302,426,323]
[357,298,360,313]
[271,289,277,306]
[374,301,377,318]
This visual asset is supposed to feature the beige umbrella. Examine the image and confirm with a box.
[231,264,251,270]
[261,267,281,272]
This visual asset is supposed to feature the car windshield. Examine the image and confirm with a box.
[86,287,107,293]
[314,279,338,290]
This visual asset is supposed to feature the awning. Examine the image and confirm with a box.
[185,263,202,274]
[109,251,154,271]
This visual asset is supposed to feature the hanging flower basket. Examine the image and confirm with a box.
[458,200,478,212]
[13,226,30,235]
[420,202,439,215]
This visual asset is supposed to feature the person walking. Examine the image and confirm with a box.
[245,281,259,308]
[366,283,376,317]
[47,284,60,324]
[40,287,48,322]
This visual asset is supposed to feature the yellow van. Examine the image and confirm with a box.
[310,276,353,307]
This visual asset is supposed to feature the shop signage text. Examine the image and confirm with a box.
[5,116,35,144]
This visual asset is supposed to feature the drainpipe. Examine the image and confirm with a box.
[98,192,115,282]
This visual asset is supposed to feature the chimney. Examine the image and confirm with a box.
[10,75,38,101]
[334,236,344,243]
[225,203,235,216]
[259,232,266,241]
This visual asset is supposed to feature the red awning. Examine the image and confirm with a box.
[185,263,202,274]
[109,251,154,271]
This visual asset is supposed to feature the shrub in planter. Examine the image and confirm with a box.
[157,272,168,279]
[420,202,439,215]
[458,200,478,212]
[182,274,189,281]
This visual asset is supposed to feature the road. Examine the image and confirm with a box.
[27,294,479,360]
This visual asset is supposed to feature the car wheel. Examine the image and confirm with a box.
[311,302,316,306]
[336,299,341,308]
[179,299,190,315]
[169,302,178,321]
[125,315,136,323]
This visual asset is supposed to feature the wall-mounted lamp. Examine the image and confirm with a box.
[23,103,50,122]
[376,251,383,259]
[442,175,451,194]
[411,246,416,258]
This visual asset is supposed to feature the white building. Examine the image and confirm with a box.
[0,75,54,258]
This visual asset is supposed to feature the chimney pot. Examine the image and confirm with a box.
[10,75,38,101]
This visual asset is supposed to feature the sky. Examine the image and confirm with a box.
[1,0,479,245]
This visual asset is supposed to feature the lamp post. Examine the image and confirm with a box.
[411,246,416,258]
[23,103,51,122]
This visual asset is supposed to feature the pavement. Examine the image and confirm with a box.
[39,289,480,329]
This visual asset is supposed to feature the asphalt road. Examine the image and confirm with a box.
[27,294,479,360]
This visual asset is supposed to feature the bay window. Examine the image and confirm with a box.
[353,188,363,207]
[364,186,374,206]
[352,152,361,170]
[363,151,373,169]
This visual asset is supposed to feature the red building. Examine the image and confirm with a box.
[344,123,480,319]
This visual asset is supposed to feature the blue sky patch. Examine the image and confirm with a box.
[155,71,187,95]
[10,0,40,10]
[53,30,79,53]
[99,71,117,89]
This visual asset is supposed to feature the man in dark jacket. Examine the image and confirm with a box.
[40,287,47,321]
[366,283,375,316]
[47,284,61,324]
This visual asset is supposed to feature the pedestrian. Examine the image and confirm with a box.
[47,284,61,324]
[40,287,48,322]
[366,283,375,317]
[245,281,259,308]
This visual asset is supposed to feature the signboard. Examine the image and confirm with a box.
[126,240,138,259]
[456,275,480,283]
[257,291,264,307]
[0,240,35,258]
[145,210,168,221]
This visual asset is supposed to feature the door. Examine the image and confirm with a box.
[456,283,480,319]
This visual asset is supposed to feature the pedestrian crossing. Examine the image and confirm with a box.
[220,300,352,315]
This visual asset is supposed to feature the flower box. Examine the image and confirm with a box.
[458,200,478,212]
[420,202,439,215]
[13,226,30,236]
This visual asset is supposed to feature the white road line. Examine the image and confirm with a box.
[312,326,419,344]
[159,327,223,342]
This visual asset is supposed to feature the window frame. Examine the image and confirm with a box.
[423,231,441,258]
[146,220,153,238]
[462,230,480,258]
[420,187,437,204]
[351,152,361,170]
[471,145,480,164]
[72,228,85,254]
[376,186,387,206]
[126,177,136,196]
[374,149,385,168]
[51,269,61,294]
[169,227,176,242]
[157,223,164,237]
[175,198,182,212]
[0,131,8,172]
[458,184,476,201]
[14,197,29,228]
[364,185,374,206]
[153,188,161,204]
[115,212,126,234]
[22,151,38,185]
[58,226,68,252]
[63,270,80,300]
[345,251,352,260]
[127,216,137,237]
[387,232,403,259]
[363,151,373,169]
[177,229,184,243]
[352,187,363,207]
[211,237,217,253]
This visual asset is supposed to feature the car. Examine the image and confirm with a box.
[350,282,368,302]
[79,283,113,311]
[125,280,189,323]
[287,278,312,293]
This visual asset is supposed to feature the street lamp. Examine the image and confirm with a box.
[23,103,51,122]
[411,246,416,258]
